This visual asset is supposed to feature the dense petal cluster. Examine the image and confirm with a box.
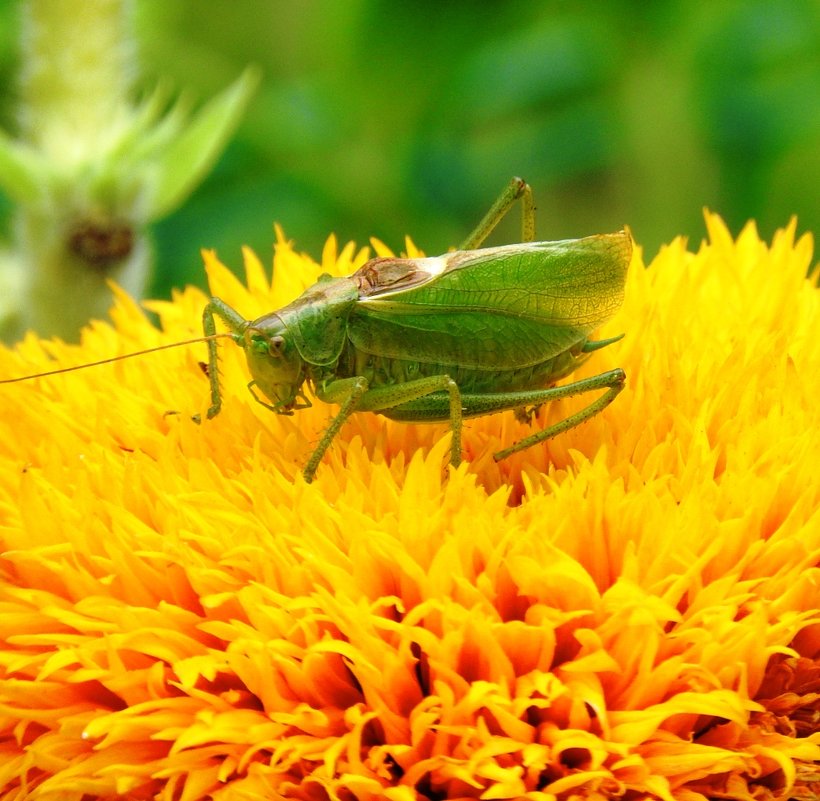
[0,214,817,800]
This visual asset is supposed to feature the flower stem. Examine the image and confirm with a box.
[12,0,149,340]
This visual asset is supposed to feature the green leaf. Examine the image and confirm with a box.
[147,66,260,220]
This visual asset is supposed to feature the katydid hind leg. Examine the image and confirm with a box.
[493,369,626,462]
[459,177,536,250]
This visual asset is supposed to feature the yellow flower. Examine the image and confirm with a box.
[0,213,817,799]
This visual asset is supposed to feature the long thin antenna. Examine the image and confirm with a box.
[0,333,233,384]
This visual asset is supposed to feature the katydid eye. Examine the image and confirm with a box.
[268,335,285,356]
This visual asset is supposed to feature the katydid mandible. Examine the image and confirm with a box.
[202,177,630,482]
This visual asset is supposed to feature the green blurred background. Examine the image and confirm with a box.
[1,0,818,297]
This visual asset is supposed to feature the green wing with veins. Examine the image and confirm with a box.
[347,232,631,369]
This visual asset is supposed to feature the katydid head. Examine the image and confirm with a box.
[241,314,309,414]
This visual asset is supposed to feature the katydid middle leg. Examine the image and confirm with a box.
[310,373,463,482]
[459,177,536,249]
[458,177,538,423]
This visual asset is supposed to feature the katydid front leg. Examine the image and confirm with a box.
[201,298,248,419]
[310,374,463,483]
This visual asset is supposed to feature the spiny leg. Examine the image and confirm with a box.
[304,376,371,483]
[314,374,463,481]
[201,298,248,419]
[493,369,626,461]
[353,375,463,468]
[459,176,536,249]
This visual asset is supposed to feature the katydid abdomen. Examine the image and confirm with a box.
[329,340,593,422]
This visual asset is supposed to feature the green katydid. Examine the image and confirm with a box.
[202,177,630,481]
[2,178,630,483]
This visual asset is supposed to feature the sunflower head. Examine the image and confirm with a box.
[0,217,817,800]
